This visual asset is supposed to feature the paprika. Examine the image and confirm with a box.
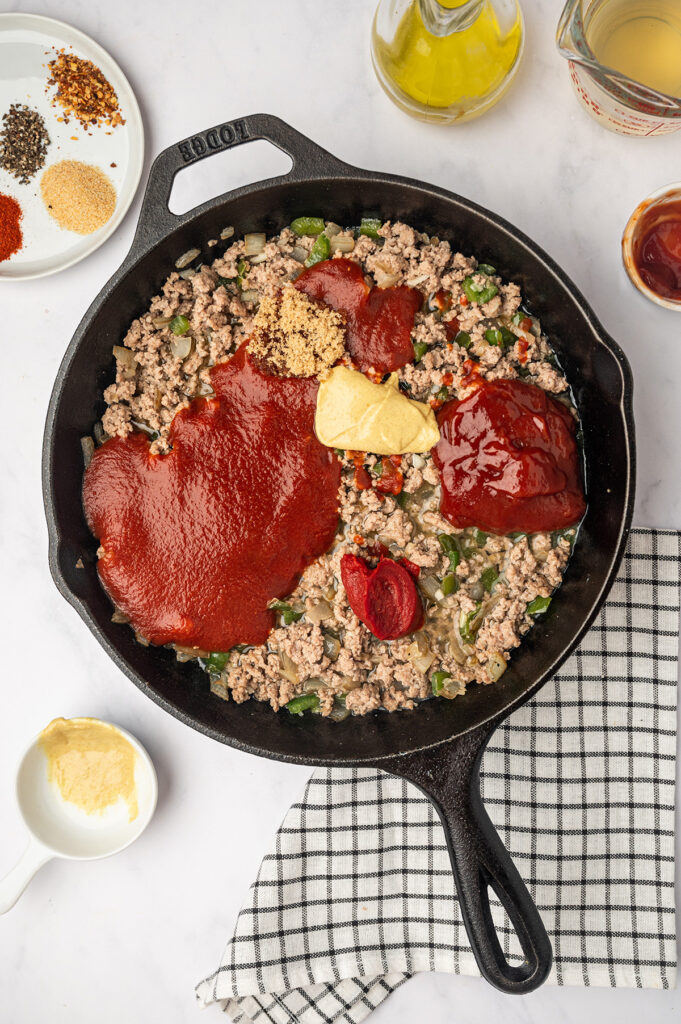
[0,193,23,263]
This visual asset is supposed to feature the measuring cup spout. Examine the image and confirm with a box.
[0,838,52,914]
[556,0,593,69]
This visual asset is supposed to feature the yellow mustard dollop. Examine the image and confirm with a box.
[38,717,139,822]
[315,366,440,454]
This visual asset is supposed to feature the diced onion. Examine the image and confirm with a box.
[178,267,196,280]
[488,652,507,682]
[220,226,235,240]
[244,232,266,256]
[330,234,354,254]
[419,575,440,601]
[152,316,172,329]
[373,262,400,288]
[169,335,192,359]
[174,644,210,659]
[302,677,324,693]
[80,435,95,467]
[278,651,299,684]
[322,633,341,661]
[93,421,107,446]
[240,289,260,304]
[291,245,308,263]
[329,702,350,721]
[411,454,426,469]
[442,676,465,699]
[405,273,430,286]
[111,608,130,624]
[113,345,137,380]
[306,600,332,624]
[447,629,467,665]
[175,247,200,269]
[324,222,342,238]
[249,252,268,265]
[131,419,156,436]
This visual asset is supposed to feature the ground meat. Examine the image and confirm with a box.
[93,218,578,716]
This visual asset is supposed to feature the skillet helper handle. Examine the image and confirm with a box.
[383,721,552,994]
[129,113,351,255]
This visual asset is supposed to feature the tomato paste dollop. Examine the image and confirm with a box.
[294,258,422,373]
[83,344,341,651]
[433,379,586,535]
[340,553,423,640]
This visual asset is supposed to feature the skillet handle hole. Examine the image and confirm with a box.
[168,140,292,216]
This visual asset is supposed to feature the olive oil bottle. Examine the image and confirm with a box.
[371,0,524,123]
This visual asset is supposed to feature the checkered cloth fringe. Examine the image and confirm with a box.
[196,528,680,1021]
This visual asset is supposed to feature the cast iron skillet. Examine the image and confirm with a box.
[42,114,635,995]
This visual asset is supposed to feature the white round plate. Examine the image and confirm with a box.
[0,12,144,280]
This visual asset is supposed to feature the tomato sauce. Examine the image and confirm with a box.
[83,344,341,651]
[433,379,585,535]
[294,258,422,373]
[634,200,681,301]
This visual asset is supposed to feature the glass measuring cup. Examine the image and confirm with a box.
[557,0,681,135]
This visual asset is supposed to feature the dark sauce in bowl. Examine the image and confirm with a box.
[634,199,681,301]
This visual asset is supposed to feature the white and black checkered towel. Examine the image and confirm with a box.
[196,528,680,1021]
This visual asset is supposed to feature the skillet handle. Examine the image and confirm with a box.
[381,720,552,994]
[129,113,351,257]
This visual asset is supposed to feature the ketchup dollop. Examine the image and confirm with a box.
[341,553,423,640]
[294,258,422,373]
[634,200,681,301]
[83,344,341,651]
[433,379,585,535]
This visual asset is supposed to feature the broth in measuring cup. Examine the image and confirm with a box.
[587,0,681,97]
[557,0,681,135]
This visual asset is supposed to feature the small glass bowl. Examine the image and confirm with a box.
[622,182,681,311]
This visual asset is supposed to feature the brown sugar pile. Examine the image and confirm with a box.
[46,49,125,129]
[41,161,116,235]
[249,286,346,378]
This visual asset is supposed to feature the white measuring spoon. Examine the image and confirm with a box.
[0,721,157,913]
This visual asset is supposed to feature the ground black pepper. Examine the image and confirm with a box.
[0,104,50,184]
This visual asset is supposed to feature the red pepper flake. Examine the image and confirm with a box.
[353,534,365,546]
[0,193,23,263]
[460,295,469,307]
[46,48,125,129]
[520,317,533,332]
[517,338,529,364]
[442,372,454,386]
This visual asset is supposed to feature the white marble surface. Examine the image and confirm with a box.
[0,0,679,1021]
